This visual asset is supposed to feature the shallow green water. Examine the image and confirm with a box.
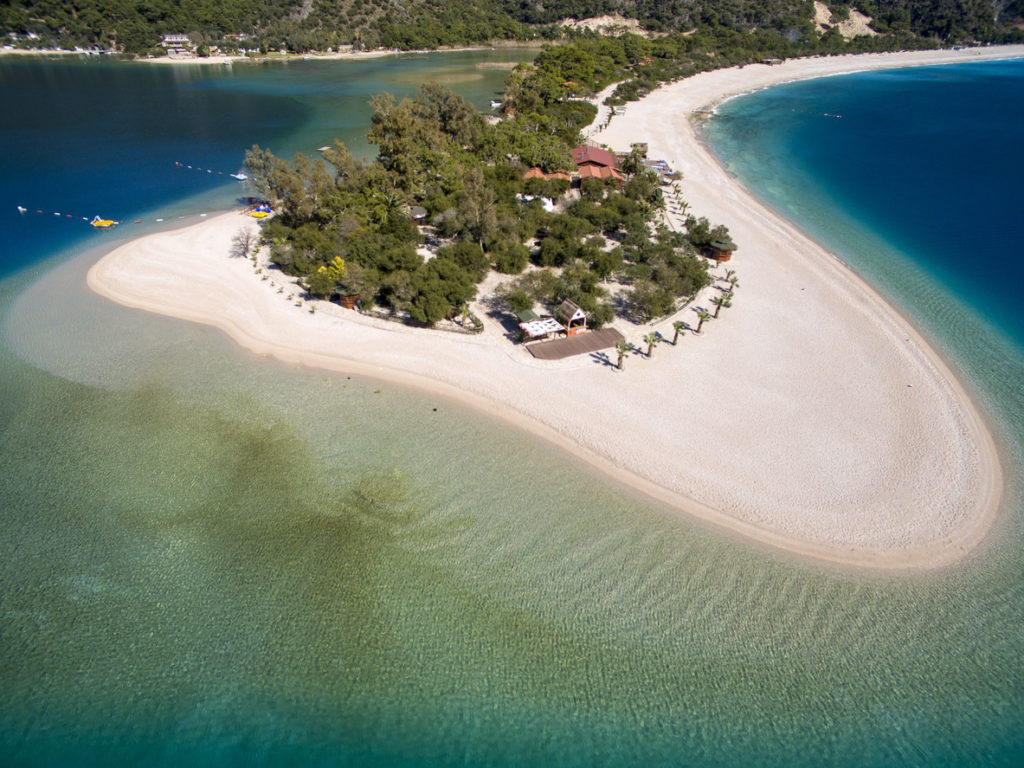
[2,243,1024,766]
[2,57,1024,766]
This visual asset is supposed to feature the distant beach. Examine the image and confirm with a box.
[86,46,1024,569]
[0,41,547,66]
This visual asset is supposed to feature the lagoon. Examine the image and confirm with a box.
[1,53,1024,766]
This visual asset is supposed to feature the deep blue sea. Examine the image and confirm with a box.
[2,53,1024,767]
[0,53,529,274]
[705,58,1024,347]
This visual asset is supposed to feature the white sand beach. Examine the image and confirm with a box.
[87,46,1024,569]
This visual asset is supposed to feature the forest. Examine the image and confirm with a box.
[2,0,1022,55]
[242,47,721,328]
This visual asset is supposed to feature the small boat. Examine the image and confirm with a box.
[230,172,248,181]
[90,215,117,229]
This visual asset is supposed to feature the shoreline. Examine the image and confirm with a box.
[84,47,1022,570]
[1,42,544,66]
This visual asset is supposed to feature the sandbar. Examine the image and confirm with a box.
[87,47,1023,569]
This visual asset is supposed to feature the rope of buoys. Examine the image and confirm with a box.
[15,207,125,228]
[174,161,248,181]
[14,205,220,229]
[14,159,252,228]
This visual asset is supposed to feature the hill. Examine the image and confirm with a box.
[2,0,1022,55]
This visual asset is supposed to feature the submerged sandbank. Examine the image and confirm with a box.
[86,47,1022,569]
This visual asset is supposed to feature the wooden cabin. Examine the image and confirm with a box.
[709,238,738,262]
[555,299,588,336]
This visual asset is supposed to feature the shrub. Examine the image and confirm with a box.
[493,242,530,274]
[505,289,534,313]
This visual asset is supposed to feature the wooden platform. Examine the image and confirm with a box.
[525,328,625,360]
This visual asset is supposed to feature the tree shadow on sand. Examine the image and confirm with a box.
[480,294,523,343]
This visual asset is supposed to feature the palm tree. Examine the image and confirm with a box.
[367,186,404,224]
[727,275,739,293]
[711,294,732,318]
[671,320,686,345]
[643,331,660,358]
[615,339,631,370]
[695,309,711,334]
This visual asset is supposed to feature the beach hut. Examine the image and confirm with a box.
[518,314,565,343]
[555,299,588,336]
[516,309,539,324]
[709,238,738,262]
[410,206,428,222]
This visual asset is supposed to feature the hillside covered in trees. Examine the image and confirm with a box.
[2,0,1022,55]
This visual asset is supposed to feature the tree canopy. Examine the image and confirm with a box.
[2,0,1019,55]
[243,74,718,329]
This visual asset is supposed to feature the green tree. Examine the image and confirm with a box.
[493,241,530,274]
[643,331,661,358]
[306,256,347,299]
[671,320,686,345]
[711,293,732,318]
[615,339,632,371]
[695,309,712,334]
[504,288,533,313]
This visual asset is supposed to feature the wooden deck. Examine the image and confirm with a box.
[525,328,625,360]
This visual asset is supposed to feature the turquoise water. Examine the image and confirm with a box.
[2,56,1024,766]
[704,59,1024,345]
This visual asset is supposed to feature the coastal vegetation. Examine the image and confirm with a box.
[8,1,1019,339]
[243,73,715,328]
[2,0,1021,56]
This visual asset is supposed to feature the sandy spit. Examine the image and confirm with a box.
[87,46,1024,569]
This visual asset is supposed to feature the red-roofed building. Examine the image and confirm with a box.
[523,167,572,182]
[571,145,617,169]
[578,164,623,182]
[571,145,623,183]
